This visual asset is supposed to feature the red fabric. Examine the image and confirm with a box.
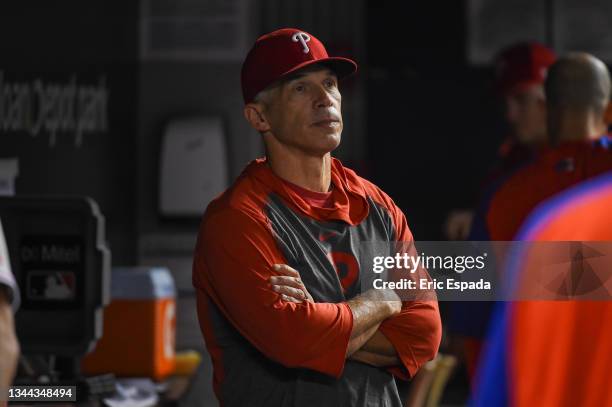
[463,337,483,382]
[281,178,334,208]
[241,28,357,103]
[193,157,441,391]
[479,138,539,190]
[487,141,612,240]
[248,157,371,226]
[510,179,612,407]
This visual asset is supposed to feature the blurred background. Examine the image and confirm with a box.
[1,0,611,406]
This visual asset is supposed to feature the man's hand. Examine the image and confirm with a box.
[269,264,314,303]
[444,209,474,240]
[0,286,19,393]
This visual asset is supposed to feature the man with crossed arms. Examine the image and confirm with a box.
[193,28,441,406]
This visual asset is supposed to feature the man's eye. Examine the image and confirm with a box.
[325,79,337,88]
[295,84,305,92]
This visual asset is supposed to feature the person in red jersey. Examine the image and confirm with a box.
[192,28,441,407]
[511,173,612,407]
[493,42,556,169]
[469,52,612,406]
[445,42,556,241]
[486,52,612,241]
[445,43,557,388]
[473,171,612,407]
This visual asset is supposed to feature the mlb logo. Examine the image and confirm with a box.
[27,271,76,301]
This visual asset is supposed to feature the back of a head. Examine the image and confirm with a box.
[545,52,611,115]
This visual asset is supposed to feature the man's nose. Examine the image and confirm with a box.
[314,86,334,108]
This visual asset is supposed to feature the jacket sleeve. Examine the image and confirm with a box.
[379,205,442,380]
[193,208,353,378]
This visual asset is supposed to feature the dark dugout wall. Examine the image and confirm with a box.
[367,0,505,240]
[0,2,139,264]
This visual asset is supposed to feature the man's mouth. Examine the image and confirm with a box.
[312,119,341,127]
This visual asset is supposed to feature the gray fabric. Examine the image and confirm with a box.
[210,194,403,406]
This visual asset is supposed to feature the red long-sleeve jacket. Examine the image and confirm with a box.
[193,157,441,406]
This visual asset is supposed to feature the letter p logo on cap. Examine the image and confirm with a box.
[291,32,311,53]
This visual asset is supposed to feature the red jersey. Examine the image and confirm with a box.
[474,172,612,407]
[487,140,612,240]
[192,157,441,406]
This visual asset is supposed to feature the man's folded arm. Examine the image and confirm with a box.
[355,204,442,378]
[377,300,441,379]
[348,300,441,378]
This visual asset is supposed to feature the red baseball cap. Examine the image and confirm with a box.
[494,42,557,95]
[241,28,358,104]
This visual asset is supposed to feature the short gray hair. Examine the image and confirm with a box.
[253,85,278,107]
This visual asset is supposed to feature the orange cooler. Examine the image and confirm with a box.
[82,267,176,380]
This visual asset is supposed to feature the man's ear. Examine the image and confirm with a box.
[244,103,271,133]
[604,101,612,126]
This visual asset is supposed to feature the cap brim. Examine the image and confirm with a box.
[245,56,358,104]
[278,57,358,83]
